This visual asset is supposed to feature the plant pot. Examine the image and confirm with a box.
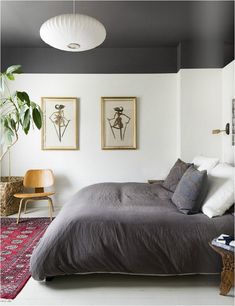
[0,176,24,216]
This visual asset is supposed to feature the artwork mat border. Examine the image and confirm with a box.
[101,96,137,150]
[41,97,79,150]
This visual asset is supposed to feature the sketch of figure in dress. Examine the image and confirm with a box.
[107,106,131,141]
[49,104,70,142]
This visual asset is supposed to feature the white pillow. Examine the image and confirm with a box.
[192,155,219,173]
[202,163,234,218]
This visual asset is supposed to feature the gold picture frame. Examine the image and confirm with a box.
[101,97,137,150]
[41,97,78,150]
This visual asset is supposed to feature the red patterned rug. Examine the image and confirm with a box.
[0,218,52,299]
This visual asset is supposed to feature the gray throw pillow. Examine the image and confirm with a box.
[163,159,191,192]
[172,166,208,215]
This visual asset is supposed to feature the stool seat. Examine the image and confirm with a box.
[14,192,55,199]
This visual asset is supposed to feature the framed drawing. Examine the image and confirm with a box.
[232,98,235,146]
[41,97,78,150]
[101,97,137,150]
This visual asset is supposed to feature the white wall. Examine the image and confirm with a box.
[222,61,235,164]
[1,74,178,205]
[1,65,233,205]
[179,69,222,161]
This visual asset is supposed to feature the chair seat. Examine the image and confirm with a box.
[14,192,55,199]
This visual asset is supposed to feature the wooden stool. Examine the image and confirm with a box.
[209,243,234,295]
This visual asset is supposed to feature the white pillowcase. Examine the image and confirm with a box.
[192,155,219,173]
[202,163,234,218]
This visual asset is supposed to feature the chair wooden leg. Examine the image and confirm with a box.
[50,199,54,212]
[24,199,30,214]
[17,199,25,224]
[48,198,53,221]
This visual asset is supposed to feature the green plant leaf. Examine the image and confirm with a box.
[17,96,24,108]
[19,105,27,124]
[23,109,30,131]
[32,108,42,129]
[10,119,16,130]
[30,101,36,108]
[16,91,30,106]
[24,120,30,135]
[6,65,22,75]
[4,118,9,128]
[22,92,30,106]
[6,73,15,81]
[17,91,24,102]
[0,65,43,148]
[6,116,12,127]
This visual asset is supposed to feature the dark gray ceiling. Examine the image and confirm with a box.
[1,1,234,48]
[1,1,234,73]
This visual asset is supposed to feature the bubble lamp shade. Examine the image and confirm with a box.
[40,14,106,52]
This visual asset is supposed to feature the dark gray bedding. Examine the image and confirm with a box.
[30,182,234,280]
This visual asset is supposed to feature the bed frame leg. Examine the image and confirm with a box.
[45,276,54,282]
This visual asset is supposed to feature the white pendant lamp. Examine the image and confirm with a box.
[40,13,106,52]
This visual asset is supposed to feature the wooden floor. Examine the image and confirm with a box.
[1,205,234,306]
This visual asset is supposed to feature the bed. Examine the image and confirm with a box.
[30,182,234,281]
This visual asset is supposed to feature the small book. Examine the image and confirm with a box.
[211,234,235,252]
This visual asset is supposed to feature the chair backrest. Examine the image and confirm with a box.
[23,169,54,189]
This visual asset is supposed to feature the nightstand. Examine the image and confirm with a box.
[209,243,234,295]
[147,180,163,184]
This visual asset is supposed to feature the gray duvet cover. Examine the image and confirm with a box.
[30,183,234,280]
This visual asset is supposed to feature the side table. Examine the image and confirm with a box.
[209,243,234,295]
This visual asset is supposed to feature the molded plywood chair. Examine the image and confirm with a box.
[14,169,55,224]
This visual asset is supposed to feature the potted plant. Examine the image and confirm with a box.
[0,65,43,216]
